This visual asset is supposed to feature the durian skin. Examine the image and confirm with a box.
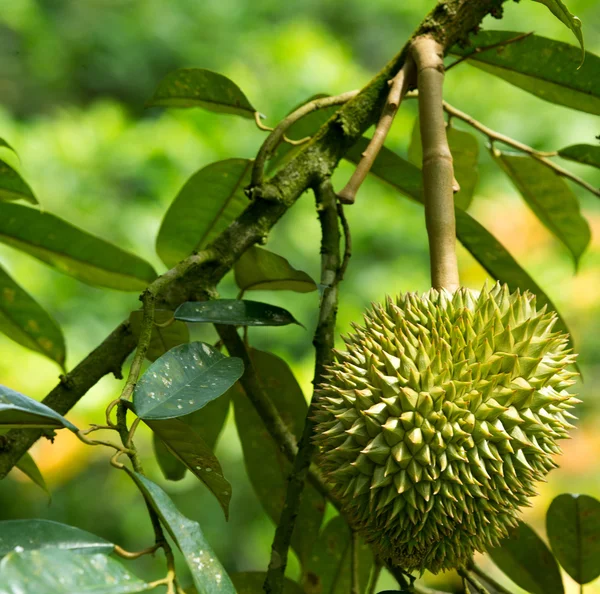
[313,283,579,573]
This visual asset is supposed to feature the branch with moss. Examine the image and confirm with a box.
[0,0,510,482]
[263,178,343,594]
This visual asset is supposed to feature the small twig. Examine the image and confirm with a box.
[411,36,460,292]
[469,564,513,594]
[251,90,359,187]
[262,179,342,594]
[113,543,160,560]
[351,531,360,594]
[457,569,491,594]
[442,101,600,198]
[255,111,313,146]
[445,31,533,72]
[336,203,352,282]
[338,60,413,204]
[76,430,133,455]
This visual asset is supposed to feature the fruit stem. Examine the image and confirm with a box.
[411,36,460,293]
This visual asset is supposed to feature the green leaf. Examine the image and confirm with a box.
[233,349,325,568]
[0,549,151,593]
[451,31,600,114]
[489,521,564,594]
[493,151,590,268]
[0,138,17,156]
[558,144,600,168]
[147,68,256,117]
[304,515,372,594]
[133,342,243,420]
[531,0,584,58]
[407,117,479,210]
[230,573,303,594]
[0,385,78,431]
[125,470,236,594]
[129,309,189,362]
[15,453,50,499]
[0,263,66,367]
[156,158,252,268]
[0,203,157,291]
[144,417,232,518]
[234,246,317,294]
[0,519,114,558]
[345,139,575,341]
[546,493,600,584]
[0,159,37,205]
[153,435,187,481]
[175,299,302,327]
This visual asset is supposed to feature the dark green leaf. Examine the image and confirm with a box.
[0,385,78,431]
[407,118,479,210]
[546,493,600,584]
[304,515,372,594]
[156,159,252,268]
[345,140,575,341]
[558,144,600,168]
[144,417,231,518]
[153,435,187,481]
[233,349,325,568]
[489,521,564,594]
[231,572,303,594]
[451,32,600,114]
[125,470,236,594]
[147,68,256,118]
[175,299,302,327]
[0,203,157,291]
[15,453,50,499]
[493,151,590,268]
[0,519,113,558]
[133,342,243,420]
[0,263,66,367]
[129,309,189,362]
[234,246,317,294]
[531,0,584,58]
[0,159,36,205]
[0,549,151,593]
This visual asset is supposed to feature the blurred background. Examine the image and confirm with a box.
[0,0,599,592]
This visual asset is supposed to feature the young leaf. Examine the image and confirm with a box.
[408,117,479,210]
[531,0,584,58]
[0,138,17,156]
[0,385,78,431]
[233,349,325,568]
[132,342,243,420]
[156,159,252,268]
[0,519,114,558]
[234,246,317,294]
[488,521,564,594]
[0,263,66,367]
[493,151,591,268]
[153,434,187,481]
[558,144,600,168]
[231,572,303,594]
[451,32,600,115]
[144,417,232,518]
[546,493,600,584]
[304,515,372,594]
[0,159,37,205]
[345,139,575,341]
[0,549,151,593]
[174,299,302,327]
[0,203,157,291]
[125,470,236,594]
[146,68,257,118]
[129,309,189,362]
[15,452,50,499]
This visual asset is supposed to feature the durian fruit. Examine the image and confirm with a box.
[313,283,579,573]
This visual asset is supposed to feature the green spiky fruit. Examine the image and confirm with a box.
[313,283,579,573]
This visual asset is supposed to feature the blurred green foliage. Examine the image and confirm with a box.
[0,0,599,591]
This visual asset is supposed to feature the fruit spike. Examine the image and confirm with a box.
[313,283,579,573]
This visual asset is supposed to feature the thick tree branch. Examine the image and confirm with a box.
[263,179,343,594]
[0,0,508,479]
